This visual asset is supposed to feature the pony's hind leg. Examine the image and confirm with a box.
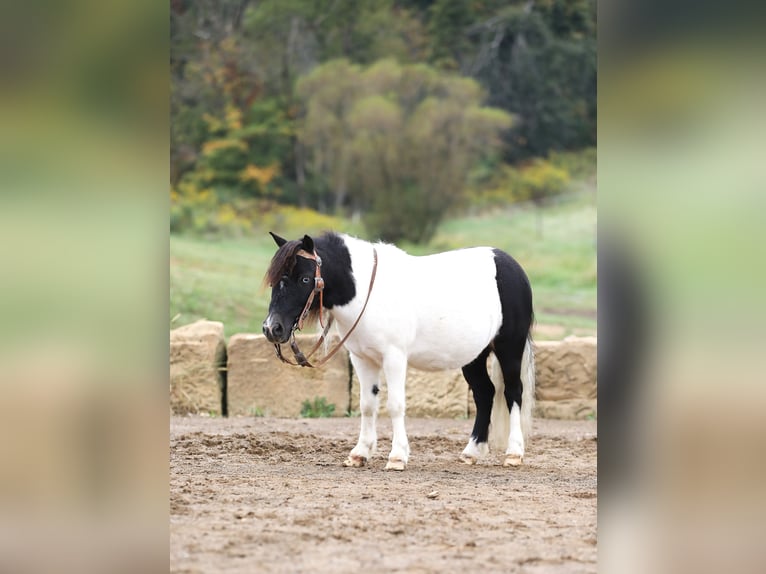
[344,353,380,468]
[495,338,527,466]
[461,347,493,464]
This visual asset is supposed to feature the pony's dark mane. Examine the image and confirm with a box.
[264,239,304,287]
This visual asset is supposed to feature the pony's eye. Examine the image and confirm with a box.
[302,277,311,284]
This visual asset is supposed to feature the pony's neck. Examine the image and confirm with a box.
[314,233,357,309]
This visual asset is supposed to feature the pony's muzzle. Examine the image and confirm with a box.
[262,316,288,344]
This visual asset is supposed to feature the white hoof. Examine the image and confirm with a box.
[503,454,523,467]
[343,455,367,468]
[460,438,488,465]
[385,458,406,471]
[460,454,478,465]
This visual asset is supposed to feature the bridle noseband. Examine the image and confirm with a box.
[274,247,378,368]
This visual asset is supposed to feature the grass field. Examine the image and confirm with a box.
[170,187,596,340]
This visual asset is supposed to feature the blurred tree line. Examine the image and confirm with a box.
[171,0,596,242]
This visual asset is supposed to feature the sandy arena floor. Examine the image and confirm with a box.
[171,416,597,573]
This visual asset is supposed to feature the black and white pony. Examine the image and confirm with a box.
[263,231,535,470]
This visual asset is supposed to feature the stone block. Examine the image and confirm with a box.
[534,399,597,420]
[351,366,468,419]
[534,336,597,402]
[227,333,350,417]
[170,320,226,415]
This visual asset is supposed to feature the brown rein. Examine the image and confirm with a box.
[274,247,378,368]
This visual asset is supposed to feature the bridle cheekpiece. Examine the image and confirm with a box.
[294,248,326,331]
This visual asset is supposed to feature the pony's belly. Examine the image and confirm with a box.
[407,307,502,371]
[407,337,492,371]
[342,325,489,371]
[407,351,474,371]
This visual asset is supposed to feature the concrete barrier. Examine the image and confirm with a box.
[169,325,597,420]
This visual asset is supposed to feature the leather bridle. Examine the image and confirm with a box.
[294,248,326,332]
[274,247,378,368]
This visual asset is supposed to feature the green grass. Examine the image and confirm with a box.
[170,235,276,336]
[434,187,597,337]
[300,397,337,418]
[170,186,596,340]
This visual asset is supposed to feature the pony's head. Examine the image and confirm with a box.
[262,232,321,344]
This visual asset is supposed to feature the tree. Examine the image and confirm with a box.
[465,0,596,160]
[297,59,512,243]
[294,59,363,212]
[239,0,428,207]
[427,0,472,69]
[171,0,258,185]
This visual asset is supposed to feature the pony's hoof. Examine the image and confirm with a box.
[503,454,523,467]
[385,459,406,471]
[460,454,478,465]
[343,455,367,468]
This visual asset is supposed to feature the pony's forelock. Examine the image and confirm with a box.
[264,239,303,287]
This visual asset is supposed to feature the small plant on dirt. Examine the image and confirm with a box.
[345,409,360,418]
[250,406,265,418]
[300,397,336,418]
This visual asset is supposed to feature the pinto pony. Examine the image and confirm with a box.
[263,232,535,470]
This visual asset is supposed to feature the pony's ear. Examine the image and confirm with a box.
[269,231,287,247]
[301,234,314,252]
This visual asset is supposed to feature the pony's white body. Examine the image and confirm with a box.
[333,235,503,371]
[327,235,533,470]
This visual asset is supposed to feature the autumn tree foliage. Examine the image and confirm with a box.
[170,0,596,241]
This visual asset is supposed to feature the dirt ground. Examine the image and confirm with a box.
[170,416,597,573]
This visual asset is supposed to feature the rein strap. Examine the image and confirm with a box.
[274,247,378,368]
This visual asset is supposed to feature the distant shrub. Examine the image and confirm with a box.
[516,159,571,205]
[170,182,252,236]
[471,156,571,210]
[258,205,344,237]
[170,181,347,238]
[548,148,596,181]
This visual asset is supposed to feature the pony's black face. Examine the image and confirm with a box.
[262,233,317,344]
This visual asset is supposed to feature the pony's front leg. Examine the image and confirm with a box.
[343,353,380,468]
[383,350,410,471]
